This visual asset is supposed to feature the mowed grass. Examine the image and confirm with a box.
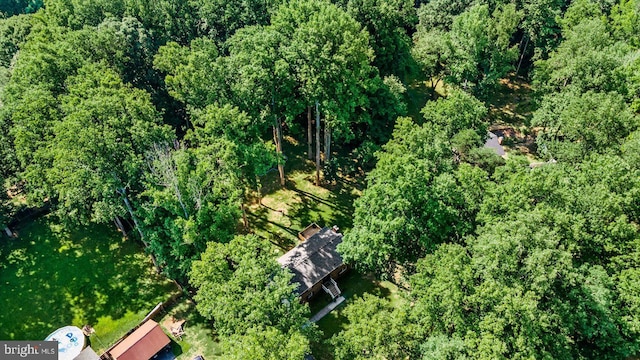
[247,136,363,254]
[488,75,536,127]
[0,216,179,352]
[158,298,223,360]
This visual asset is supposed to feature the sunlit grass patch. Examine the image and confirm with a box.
[0,216,179,353]
[158,298,224,359]
[247,138,361,255]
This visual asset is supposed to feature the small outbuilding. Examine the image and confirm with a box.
[108,320,170,360]
[484,131,506,156]
[278,225,348,302]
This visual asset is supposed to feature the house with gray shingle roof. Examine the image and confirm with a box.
[277,224,348,302]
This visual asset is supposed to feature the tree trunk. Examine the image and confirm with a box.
[273,122,285,187]
[4,226,12,237]
[315,101,321,186]
[308,106,313,160]
[121,192,144,243]
[256,179,263,205]
[515,35,529,75]
[240,203,249,229]
[277,119,285,187]
[114,216,127,237]
[119,189,160,271]
[176,187,189,219]
[324,123,331,163]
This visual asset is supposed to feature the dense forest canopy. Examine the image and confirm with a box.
[1,0,639,358]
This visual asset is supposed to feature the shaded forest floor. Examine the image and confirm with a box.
[487,75,539,158]
[0,216,179,352]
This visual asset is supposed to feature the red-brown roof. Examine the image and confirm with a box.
[109,320,170,360]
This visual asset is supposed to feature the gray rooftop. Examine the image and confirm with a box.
[484,131,506,156]
[277,227,344,294]
[73,347,99,360]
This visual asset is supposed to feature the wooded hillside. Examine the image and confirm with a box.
[1,0,639,358]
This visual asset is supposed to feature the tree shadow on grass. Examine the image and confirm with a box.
[286,196,331,230]
[257,137,315,199]
[290,188,350,214]
[488,75,536,127]
[169,340,183,357]
[157,297,224,359]
[246,208,297,251]
[0,216,176,340]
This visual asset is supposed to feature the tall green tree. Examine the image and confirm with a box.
[221,326,312,360]
[518,0,567,60]
[410,208,639,359]
[272,0,376,166]
[445,4,521,97]
[0,13,33,67]
[48,62,171,225]
[139,143,241,281]
[331,294,417,359]
[533,18,631,95]
[412,28,449,90]
[5,20,177,204]
[189,234,317,356]
[341,0,417,77]
[154,38,228,110]
[610,0,640,47]
[44,0,197,44]
[338,117,488,274]
[63,17,159,91]
[421,89,488,138]
[413,3,521,97]
[533,90,638,162]
[416,0,474,31]
[4,25,80,203]
[187,104,276,188]
[139,104,275,281]
[188,0,280,44]
[225,25,301,186]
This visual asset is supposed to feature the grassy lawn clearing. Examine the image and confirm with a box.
[488,75,536,127]
[158,298,223,360]
[0,216,179,352]
[405,74,446,122]
[486,75,540,158]
[247,136,363,254]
